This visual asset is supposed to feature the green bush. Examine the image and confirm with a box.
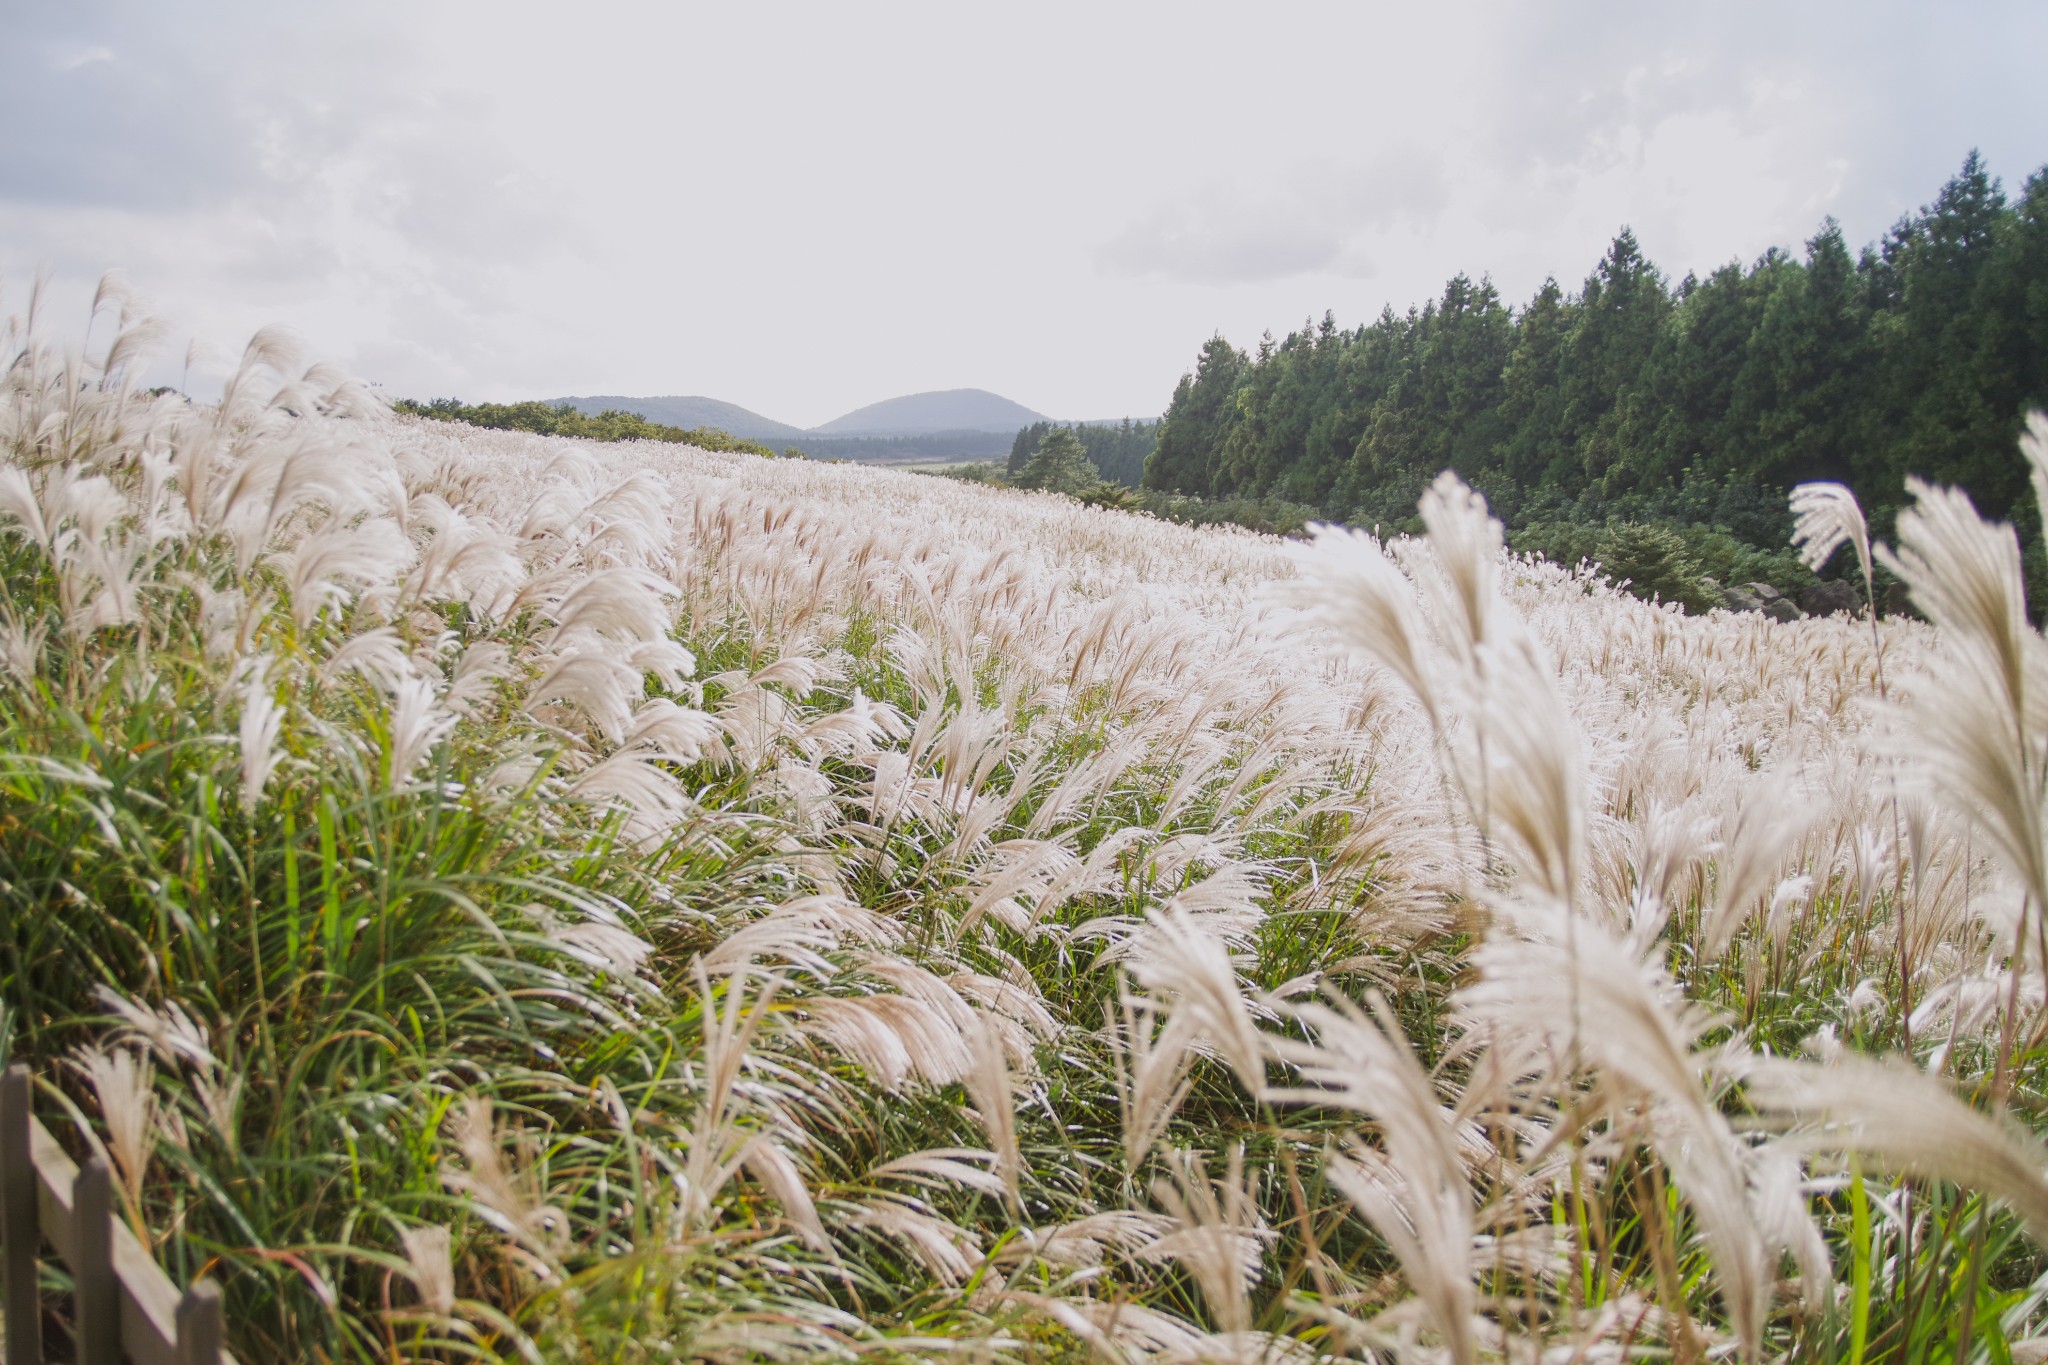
[1513,516,1822,611]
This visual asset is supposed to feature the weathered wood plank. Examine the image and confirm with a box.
[74,1158,119,1365]
[28,1110,242,1365]
[1,1067,41,1365]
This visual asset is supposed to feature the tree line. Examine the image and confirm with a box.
[1009,418,1158,487]
[394,398,782,457]
[1143,152,2048,604]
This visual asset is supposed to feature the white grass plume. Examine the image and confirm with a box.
[1125,910,1267,1096]
[237,661,285,808]
[73,1044,158,1215]
[1140,1146,1271,1336]
[387,674,457,790]
[1263,993,1473,1364]
[962,1014,1022,1212]
[1106,994,1197,1180]
[399,1224,458,1318]
[1747,1051,2048,1240]
[1459,907,1769,1358]
[2025,409,2048,546]
[1877,475,2048,915]
[1789,482,1875,597]
[1286,524,1439,727]
[1413,469,1503,674]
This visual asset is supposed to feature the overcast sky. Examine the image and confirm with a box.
[4,2,2044,426]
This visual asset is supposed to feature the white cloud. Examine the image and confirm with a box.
[1097,149,1445,285]
[1,0,2044,421]
[54,46,115,73]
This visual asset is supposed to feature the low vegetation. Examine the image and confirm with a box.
[10,281,2048,1362]
[395,396,782,457]
[1008,420,1159,489]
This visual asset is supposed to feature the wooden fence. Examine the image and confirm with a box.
[1,1065,236,1365]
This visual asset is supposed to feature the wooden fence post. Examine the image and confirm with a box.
[0,1062,246,1365]
[74,1156,119,1365]
[1,1065,40,1365]
[177,1281,222,1365]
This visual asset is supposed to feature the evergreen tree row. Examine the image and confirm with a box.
[1009,418,1159,487]
[1143,153,2048,595]
[395,398,782,457]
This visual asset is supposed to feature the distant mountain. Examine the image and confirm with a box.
[811,389,1047,436]
[546,395,805,441]
[538,387,1051,448]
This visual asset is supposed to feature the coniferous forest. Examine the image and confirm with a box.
[1144,153,2048,602]
[1009,418,1159,487]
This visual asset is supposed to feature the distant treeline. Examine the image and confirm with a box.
[395,398,781,457]
[780,430,1015,462]
[1008,418,1158,487]
[1145,152,2048,597]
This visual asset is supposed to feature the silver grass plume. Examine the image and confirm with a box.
[237,660,285,808]
[1285,524,1439,728]
[1789,482,1876,600]
[73,1044,158,1216]
[1747,1051,2048,1240]
[1125,910,1267,1096]
[1263,993,1473,1365]
[1106,993,1197,1180]
[1876,475,2048,917]
[2026,410,2048,547]
[387,674,457,791]
[398,1225,457,1319]
[1475,629,1584,905]
[962,1014,1023,1213]
[1414,469,1502,676]
[1459,906,1770,1359]
[1139,1146,1271,1336]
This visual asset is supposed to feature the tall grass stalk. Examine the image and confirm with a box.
[10,283,2048,1360]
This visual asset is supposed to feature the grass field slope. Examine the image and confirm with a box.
[7,283,2048,1362]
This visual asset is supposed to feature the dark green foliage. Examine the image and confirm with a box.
[1144,337,1248,496]
[1146,153,2048,608]
[396,398,781,457]
[1014,427,1101,494]
[1588,521,1716,612]
[1009,418,1159,487]
[1135,489,1320,537]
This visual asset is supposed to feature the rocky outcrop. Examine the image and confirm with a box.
[1720,584,1762,613]
[1800,579,1862,617]
[1720,581,1807,622]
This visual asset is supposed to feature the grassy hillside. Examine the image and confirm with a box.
[9,291,2048,1362]
[544,394,806,441]
[394,396,782,456]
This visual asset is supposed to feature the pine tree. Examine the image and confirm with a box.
[1146,336,1246,495]
[1017,427,1100,495]
[1562,229,1672,491]
[1880,151,2009,501]
[1498,278,1571,488]
[1731,222,1873,491]
[1008,421,1053,478]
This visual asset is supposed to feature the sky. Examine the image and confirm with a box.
[3,1,2045,428]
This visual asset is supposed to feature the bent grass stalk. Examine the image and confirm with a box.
[9,282,2048,1360]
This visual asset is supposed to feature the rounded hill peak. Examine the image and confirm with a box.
[810,388,1047,436]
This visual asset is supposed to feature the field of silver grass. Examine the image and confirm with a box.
[4,281,2048,1362]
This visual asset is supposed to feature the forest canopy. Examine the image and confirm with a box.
[1143,152,2048,601]
[1010,418,1158,487]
